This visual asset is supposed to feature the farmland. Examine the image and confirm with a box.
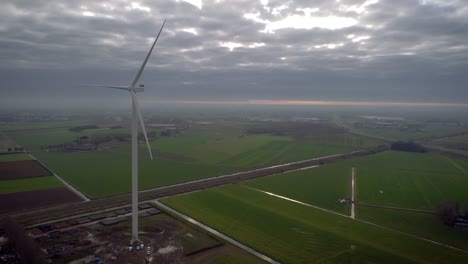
[162,185,468,263]
[160,150,468,262]
[0,153,32,162]
[4,120,381,198]
[357,207,468,251]
[356,125,468,141]
[0,150,81,214]
[0,176,62,194]
[0,160,51,180]
[431,134,468,151]
[246,151,468,213]
[0,187,82,215]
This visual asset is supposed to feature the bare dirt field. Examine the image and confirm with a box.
[0,187,82,215]
[0,160,51,180]
[31,212,265,264]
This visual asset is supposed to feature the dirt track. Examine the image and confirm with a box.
[8,146,387,226]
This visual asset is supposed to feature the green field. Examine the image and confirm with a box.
[354,151,468,210]
[357,124,468,141]
[241,150,468,252]
[357,207,468,251]
[33,149,235,197]
[0,176,63,194]
[0,153,32,162]
[246,151,468,213]
[431,134,468,151]
[0,120,90,132]
[162,185,468,263]
[246,163,352,214]
[5,122,381,198]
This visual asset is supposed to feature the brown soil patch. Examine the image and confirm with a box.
[0,187,82,215]
[0,160,51,180]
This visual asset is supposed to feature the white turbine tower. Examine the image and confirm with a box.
[89,20,166,242]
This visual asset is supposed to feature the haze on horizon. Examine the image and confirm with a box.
[1,0,467,109]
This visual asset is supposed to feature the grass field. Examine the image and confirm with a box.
[4,122,381,198]
[33,149,235,198]
[245,164,352,214]
[357,124,468,141]
[357,207,468,251]
[431,134,468,151]
[0,120,90,132]
[0,176,62,194]
[246,151,468,213]
[0,153,32,162]
[241,150,468,253]
[354,151,468,210]
[162,185,468,263]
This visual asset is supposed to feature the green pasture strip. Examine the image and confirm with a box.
[433,135,468,144]
[245,163,351,214]
[357,207,468,251]
[355,151,468,210]
[0,176,63,194]
[246,151,468,214]
[358,124,468,141]
[7,129,85,150]
[152,132,292,165]
[221,134,379,168]
[0,153,33,162]
[33,150,236,198]
[7,127,133,151]
[445,157,468,174]
[0,120,90,132]
[162,185,468,264]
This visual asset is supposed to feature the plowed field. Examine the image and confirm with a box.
[0,160,51,180]
[0,187,82,215]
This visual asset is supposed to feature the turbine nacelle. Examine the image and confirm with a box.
[85,85,144,92]
[131,86,145,92]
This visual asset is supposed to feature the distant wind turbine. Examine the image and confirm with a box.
[88,19,166,243]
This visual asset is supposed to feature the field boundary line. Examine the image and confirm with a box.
[355,202,437,214]
[445,157,467,174]
[153,200,282,264]
[28,153,90,202]
[241,185,468,255]
[241,185,349,218]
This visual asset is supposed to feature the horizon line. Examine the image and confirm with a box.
[143,99,468,107]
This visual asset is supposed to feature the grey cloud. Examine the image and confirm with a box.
[1,0,468,109]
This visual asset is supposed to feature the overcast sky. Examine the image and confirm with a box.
[1,0,467,109]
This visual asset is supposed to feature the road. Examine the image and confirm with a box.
[11,147,385,226]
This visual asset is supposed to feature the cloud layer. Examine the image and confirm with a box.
[1,0,467,108]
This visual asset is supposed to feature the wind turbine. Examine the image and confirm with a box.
[89,19,166,242]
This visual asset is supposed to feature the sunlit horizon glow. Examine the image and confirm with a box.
[145,99,468,108]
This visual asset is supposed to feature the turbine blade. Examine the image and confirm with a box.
[83,85,129,91]
[131,19,166,87]
[131,91,153,160]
